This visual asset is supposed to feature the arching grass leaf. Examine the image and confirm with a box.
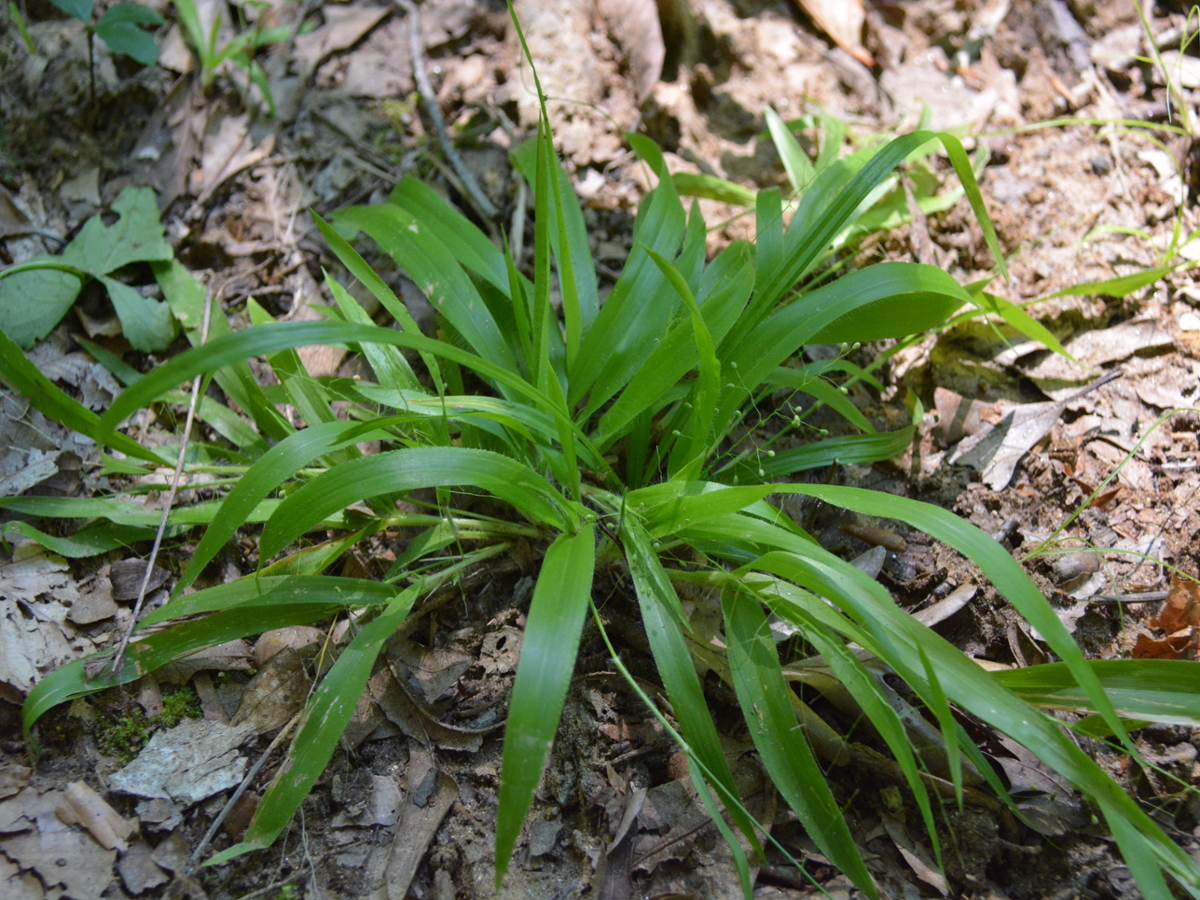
[495,524,595,885]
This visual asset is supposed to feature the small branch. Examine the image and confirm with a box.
[395,0,499,221]
[108,291,215,675]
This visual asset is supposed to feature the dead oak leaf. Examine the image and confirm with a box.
[1,829,116,900]
[1150,575,1200,633]
[1132,631,1199,660]
[1133,577,1200,660]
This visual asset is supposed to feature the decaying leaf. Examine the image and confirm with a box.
[0,184,32,240]
[0,547,82,696]
[189,112,275,209]
[0,853,43,900]
[1022,320,1173,399]
[156,638,254,683]
[1150,575,1200,633]
[292,4,391,74]
[233,646,313,734]
[1,829,116,900]
[949,399,1065,489]
[253,625,326,667]
[370,665,490,753]
[0,764,31,801]
[117,837,171,895]
[109,559,170,602]
[385,635,473,704]
[932,387,997,447]
[592,781,646,900]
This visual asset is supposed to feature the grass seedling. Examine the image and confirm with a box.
[173,0,293,115]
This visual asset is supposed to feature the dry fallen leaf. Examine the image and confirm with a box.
[596,0,666,103]
[252,624,325,667]
[791,0,874,66]
[0,764,31,801]
[0,547,82,696]
[0,853,43,900]
[116,837,171,894]
[1150,574,1200,634]
[384,743,458,900]
[233,646,312,734]
[949,399,1066,490]
[386,635,473,703]
[56,781,134,852]
[1133,575,1200,660]
[0,184,32,240]
[1,829,116,900]
[1131,631,1199,660]
[189,112,275,210]
[292,4,391,75]
[109,559,170,602]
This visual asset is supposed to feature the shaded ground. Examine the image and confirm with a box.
[2,0,1200,898]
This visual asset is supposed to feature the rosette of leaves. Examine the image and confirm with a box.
[11,15,1200,900]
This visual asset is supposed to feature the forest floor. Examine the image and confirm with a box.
[2,0,1200,898]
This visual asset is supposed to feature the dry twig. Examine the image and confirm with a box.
[108,292,214,675]
[395,0,499,221]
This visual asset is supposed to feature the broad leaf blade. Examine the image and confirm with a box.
[259,447,571,559]
[0,267,81,348]
[47,0,91,21]
[209,585,419,864]
[100,275,177,351]
[175,420,397,593]
[96,2,163,65]
[495,525,595,885]
[722,588,877,898]
[622,518,763,857]
[61,186,173,274]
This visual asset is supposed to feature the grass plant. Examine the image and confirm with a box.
[7,10,1200,899]
[173,0,294,114]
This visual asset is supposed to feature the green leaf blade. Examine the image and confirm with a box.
[47,0,91,21]
[0,268,82,348]
[100,276,176,351]
[96,2,163,65]
[623,518,763,857]
[259,447,570,559]
[210,585,420,864]
[722,588,877,899]
[495,525,595,886]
